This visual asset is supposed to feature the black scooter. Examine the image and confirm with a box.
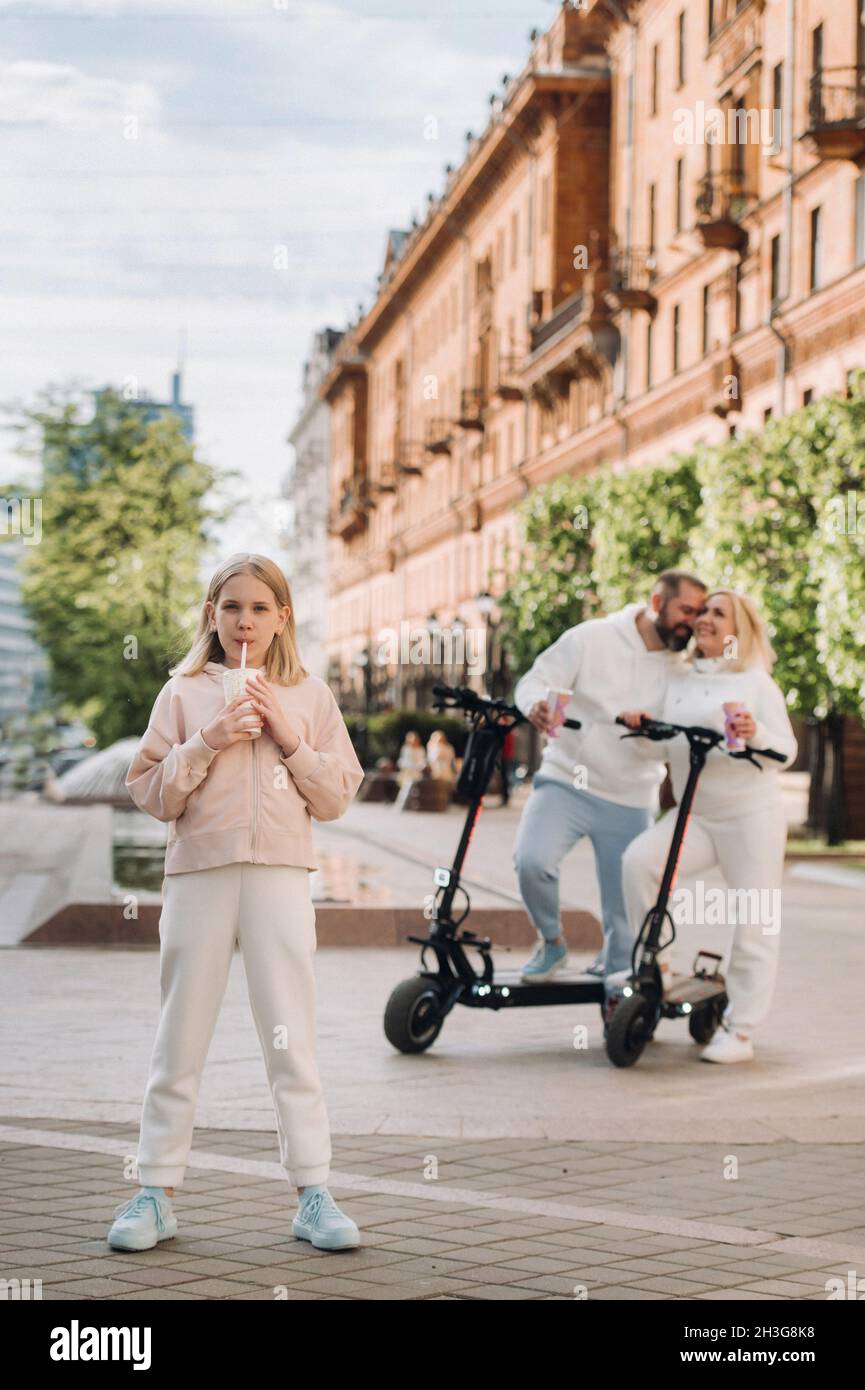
[383,683,609,1053]
[604,715,787,1067]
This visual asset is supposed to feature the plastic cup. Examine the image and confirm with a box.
[545,687,573,739]
[223,666,263,738]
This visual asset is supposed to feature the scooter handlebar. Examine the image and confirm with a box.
[614,714,785,763]
[431,681,581,729]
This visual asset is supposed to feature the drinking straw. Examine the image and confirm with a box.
[241,641,247,671]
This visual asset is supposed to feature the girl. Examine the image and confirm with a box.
[616,589,797,1064]
[108,554,365,1252]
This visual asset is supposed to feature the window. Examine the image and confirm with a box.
[651,43,660,115]
[855,174,865,268]
[810,205,823,290]
[772,62,784,154]
[731,98,746,179]
[540,176,550,236]
[510,210,518,269]
[803,387,814,406]
[677,11,686,88]
[770,234,782,304]
[763,406,773,424]
[648,182,657,253]
[811,23,823,79]
[734,263,743,333]
[672,303,681,373]
[702,283,710,355]
[646,318,654,389]
[707,0,715,39]
[675,157,685,233]
[527,193,533,254]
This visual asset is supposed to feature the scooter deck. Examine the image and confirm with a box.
[663,972,726,1005]
[458,968,606,1008]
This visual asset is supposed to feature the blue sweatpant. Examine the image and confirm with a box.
[512,773,652,977]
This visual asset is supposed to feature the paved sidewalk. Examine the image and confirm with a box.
[2,1119,863,1300]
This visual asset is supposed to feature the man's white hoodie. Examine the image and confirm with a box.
[513,602,689,811]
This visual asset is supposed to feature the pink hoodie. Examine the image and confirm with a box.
[125,661,365,874]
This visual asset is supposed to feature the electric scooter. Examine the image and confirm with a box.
[603,715,788,1068]
[383,682,609,1053]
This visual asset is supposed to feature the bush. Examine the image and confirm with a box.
[343,709,469,766]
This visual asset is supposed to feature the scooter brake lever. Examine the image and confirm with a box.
[728,748,763,771]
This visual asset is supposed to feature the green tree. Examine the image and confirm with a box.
[592,453,704,612]
[498,473,601,675]
[3,385,236,746]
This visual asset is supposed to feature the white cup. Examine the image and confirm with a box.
[222,666,263,738]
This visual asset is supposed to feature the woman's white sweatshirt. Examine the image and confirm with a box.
[513,603,690,810]
[631,656,798,815]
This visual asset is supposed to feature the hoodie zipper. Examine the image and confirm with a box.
[250,736,258,862]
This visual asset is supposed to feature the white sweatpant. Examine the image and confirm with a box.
[621,804,787,1035]
[136,862,331,1190]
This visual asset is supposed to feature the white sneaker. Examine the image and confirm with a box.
[107,1188,177,1250]
[700,1026,754,1064]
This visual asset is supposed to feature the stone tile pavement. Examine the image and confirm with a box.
[2,1119,863,1301]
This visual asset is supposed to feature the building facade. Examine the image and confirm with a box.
[284,327,343,680]
[323,0,865,707]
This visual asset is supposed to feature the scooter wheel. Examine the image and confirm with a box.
[384,976,445,1053]
[688,994,727,1045]
[605,992,655,1068]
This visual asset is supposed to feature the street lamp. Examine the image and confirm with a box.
[451,614,467,683]
[424,611,440,708]
[474,589,498,696]
[351,647,372,766]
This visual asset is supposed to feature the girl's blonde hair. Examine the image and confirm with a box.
[170,553,309,685]
[689,588,776,673]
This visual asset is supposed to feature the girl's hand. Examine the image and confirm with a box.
[202,694,264,750]
[730,709,757,741]
[619,710,651,729]
[244,673,303,756]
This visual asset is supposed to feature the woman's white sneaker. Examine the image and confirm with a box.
[700,1026,754,1064]
[107,1188,177,1250]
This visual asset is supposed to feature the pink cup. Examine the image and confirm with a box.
[723,701,746,751]
[545,687,573,739]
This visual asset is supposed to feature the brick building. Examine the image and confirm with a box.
[322,0,865,716]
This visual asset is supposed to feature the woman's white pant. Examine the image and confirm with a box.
[136,862,331,1190]
[622,805,787,1035]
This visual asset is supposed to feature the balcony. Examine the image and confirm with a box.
[695,171,755,251]
[491,354,526,401]
[604,249,658,315]
[803,68,865,161]
[523,269,619,402]
[530,289,585,354]
[457,387,486,431]
[329,480,372,541]
[424,417,454,454]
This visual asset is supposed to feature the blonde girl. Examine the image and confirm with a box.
[108,554,364,1251]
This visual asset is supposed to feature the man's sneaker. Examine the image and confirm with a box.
[107,1188,177,1251]
[584,955,605,978]
[520,938,568,982]
[700,1025,754,1064]
[292,1187,360,1251]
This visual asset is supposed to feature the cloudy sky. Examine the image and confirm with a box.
[0,0,558,559]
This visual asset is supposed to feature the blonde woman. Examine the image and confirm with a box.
[617,590,797,1064]
[109,554,364,1251]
